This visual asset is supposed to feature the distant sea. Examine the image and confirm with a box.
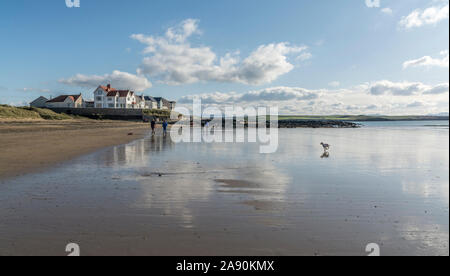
[357,120,449,128]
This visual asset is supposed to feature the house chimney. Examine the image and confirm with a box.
[107,84,111,89]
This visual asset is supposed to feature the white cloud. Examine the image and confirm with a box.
[399,2,449,29]
[179,87,318,104]
[381,7,393,15]
[403,50,449,69]
[176,81,449,115]
[365,0,381,8]
[296,52,313,61]
[131,19,309,85]
[367,80,448,96]
[18,88,51,93]
[165,18,201,43]
[423,83,449,94]
[368,80,431,96]
[407,101,425,108]
[315,40,325,46]
[328,81,340,87]
[60,70,152,92]
[365,2,393,16]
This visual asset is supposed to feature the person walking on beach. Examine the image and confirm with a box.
[162,120,168,136]
[151,119,156,136]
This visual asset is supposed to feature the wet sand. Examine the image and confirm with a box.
[0,125,448,256]
[0,120,150,179]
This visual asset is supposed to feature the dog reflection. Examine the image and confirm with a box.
[321,151,330,159]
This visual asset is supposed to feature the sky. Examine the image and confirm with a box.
[0,0,448,115]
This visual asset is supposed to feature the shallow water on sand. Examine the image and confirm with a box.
[0,123,448,256]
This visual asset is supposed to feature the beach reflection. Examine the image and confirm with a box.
[103,134,174,167]
[126,131,291,229]
[97,127,448,242]
[99,126,448,254]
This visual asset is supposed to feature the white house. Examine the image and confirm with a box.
[153,97,176,110]
[144,96,158,109]
[46,94,83,108]
[135,95,146,109]
[30,96,48,108]
[92,84,176,110]
[93,85,137,109]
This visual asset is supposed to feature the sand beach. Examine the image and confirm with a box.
[0,119,150,179]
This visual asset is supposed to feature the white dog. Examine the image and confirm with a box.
[320,142,330,151]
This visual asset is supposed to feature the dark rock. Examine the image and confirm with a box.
[275,120,360,128]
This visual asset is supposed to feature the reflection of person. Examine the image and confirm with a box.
[163,120,168,136]
[151,119,156,136]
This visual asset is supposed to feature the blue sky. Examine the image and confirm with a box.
[0,0,448,115]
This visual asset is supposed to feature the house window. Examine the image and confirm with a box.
[108,104,114,108]
[96,97,102,101]
[108,97,113,101]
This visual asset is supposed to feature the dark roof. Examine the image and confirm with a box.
[119,91,133,97]
[46,94,82,103]
[99,85,116,92]
[153,97,169,103]
[72,94,82,102]
[100,85,134,98]
[30,96,48,104]
[106,90,133,98]
[144,96,156,102]
[154,97,175,108]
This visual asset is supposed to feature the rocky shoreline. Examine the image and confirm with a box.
[201,119,361,128]
[276,120,360,128]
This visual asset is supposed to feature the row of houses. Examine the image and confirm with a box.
[30,84,176,110]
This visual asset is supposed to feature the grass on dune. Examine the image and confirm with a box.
[0,105,42,119]
[31,107,73,120]
[0,105,74,120]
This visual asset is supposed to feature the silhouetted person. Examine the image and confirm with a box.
[163,120,168,136]
[151,119,156,136]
